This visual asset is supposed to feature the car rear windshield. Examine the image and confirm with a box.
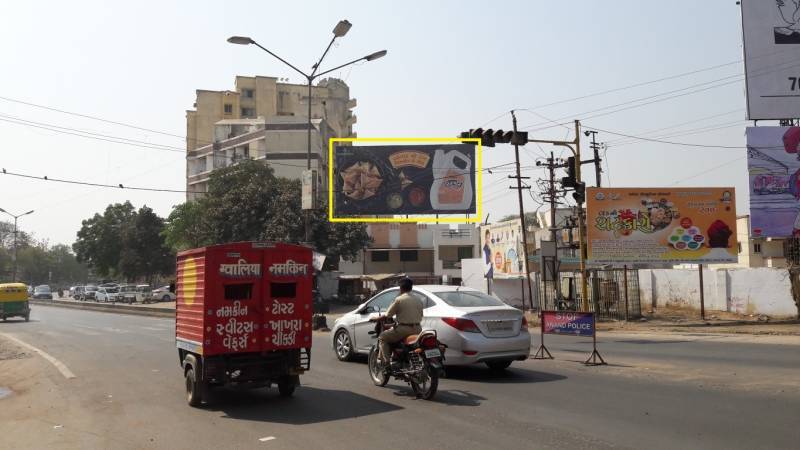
[435,291,506,307]
[86,286,98,292]
[34,286,50,292]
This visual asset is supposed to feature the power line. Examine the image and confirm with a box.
[583,126,750,149]
[668,156,746,186]
[604,108,744,144]
[0,168,198,194]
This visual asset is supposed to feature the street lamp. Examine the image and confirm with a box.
[228,21,387,242]
[0,208,35,282]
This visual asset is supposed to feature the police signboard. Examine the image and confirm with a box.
[542,311,594,337]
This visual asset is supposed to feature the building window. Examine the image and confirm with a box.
[753,242,762,254]
[457,246,473,260]
[371,251,389,262]
[400,250,418,262]
[224,104,233,114]
[241,107,255,118]
[243,89,254,98]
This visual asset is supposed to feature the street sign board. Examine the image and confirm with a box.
[741,0,800,119]
[586,187,738,264]
[541,311,594,337]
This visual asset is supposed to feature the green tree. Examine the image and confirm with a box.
[163,160,370,267]
[73,201,135,277]
[498,212,541,228]
[119,206,175,281]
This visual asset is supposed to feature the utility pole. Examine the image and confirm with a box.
[509,111,535,310]
[586,130,602,187]
[536,153,564,301]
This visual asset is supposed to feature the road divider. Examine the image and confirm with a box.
[29,299,174,319]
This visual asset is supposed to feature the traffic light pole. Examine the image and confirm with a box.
[509,111,535,311]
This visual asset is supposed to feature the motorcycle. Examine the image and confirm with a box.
[366,317,446,400]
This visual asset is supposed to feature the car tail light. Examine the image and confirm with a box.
[420,335,438,348]
[441,317,480,333]
[521,316,528,329]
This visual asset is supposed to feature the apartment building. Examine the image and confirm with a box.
[185,75,356,198]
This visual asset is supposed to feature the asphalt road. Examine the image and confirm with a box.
[1,305,799,450]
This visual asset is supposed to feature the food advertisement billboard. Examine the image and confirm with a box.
[333,144,476,217]
[480,219,527,279]
[747,126,800,237]
[587,188,737,264]
[741,0,800,119]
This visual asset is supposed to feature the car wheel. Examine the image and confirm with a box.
[162,295,170,302]
[334,329,354,362]
[486,360,513,371]
[277,375,297,397]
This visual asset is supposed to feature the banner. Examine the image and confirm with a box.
[741,0,800,119]
[747,126,800,237]
[480,219,526,279]
[541,311,594,337]
[587,188,737,264]
[333,144,475,216]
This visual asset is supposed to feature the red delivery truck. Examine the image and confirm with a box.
[175,242,313,407]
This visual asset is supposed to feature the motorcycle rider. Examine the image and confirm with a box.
[375,277,423,365]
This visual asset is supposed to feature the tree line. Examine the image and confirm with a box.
[72,160,371,281]
[0,222,88,287]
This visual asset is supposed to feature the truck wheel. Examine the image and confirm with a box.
[185,367,203,407]
[277,376,296,397]
[162,295,170,302]
[24,313,29,322]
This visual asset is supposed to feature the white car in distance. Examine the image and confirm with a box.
[332,285,531,370]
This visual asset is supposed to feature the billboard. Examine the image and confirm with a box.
[480,219,527,279]
[746,126,800,237]
[587,188,737,264]
[333,143,476,217]
[741,0,800,119]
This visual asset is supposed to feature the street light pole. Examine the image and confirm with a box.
[0,208,35,282]
[227,22,386,244]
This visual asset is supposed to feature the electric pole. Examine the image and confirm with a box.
[509,111,535,310]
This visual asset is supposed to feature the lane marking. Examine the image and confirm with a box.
[0,332,77,379]
[259,436,276,442]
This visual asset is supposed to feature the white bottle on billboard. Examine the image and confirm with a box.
[430,149,472,210]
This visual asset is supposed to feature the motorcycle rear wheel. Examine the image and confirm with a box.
[367,347,389,387]
[411,365,439,400]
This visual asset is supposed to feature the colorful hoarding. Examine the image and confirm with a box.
[586,187,737,264]
[333,143,476,216]
[741,0,800,120]
[747,126,800,237]
[480,219,527,279]
[542,311,594,337]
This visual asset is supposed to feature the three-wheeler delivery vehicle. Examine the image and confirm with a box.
[0,283,30,322]
[175,242,313,407]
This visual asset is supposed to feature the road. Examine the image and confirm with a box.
[1,305,799,450]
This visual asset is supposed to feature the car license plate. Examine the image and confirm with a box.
[424,349,441,358]
[486,321,513,332]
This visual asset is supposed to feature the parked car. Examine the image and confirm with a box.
[32,285,53,300]
[332,285,531,370]
[150,285,175,302]
[117,284,139,304]
[95,286,120,303]
[136,285,152,303]
[83,285,99,301]
[72,286,85,300]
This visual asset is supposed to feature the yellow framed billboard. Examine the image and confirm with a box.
[328,137,482,223]
[586,187,738,264]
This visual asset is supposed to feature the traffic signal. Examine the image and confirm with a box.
[459,129,529,147]
[561,156,577,188]
[573,181,586,204]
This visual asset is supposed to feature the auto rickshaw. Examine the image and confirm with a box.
[0,283,30,322]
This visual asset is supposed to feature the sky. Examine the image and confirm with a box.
[0,0,754,246]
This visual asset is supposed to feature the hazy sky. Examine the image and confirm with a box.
[0,1,752,245]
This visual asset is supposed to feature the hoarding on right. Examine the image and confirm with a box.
[747,126,800,237]
[741,0,800,119]
[587,188,737,264]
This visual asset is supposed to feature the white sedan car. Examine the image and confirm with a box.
[331,285,531,370]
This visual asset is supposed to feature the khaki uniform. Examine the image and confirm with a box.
[379,292,423,363]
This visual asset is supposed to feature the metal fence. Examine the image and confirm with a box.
[536,268,641,321]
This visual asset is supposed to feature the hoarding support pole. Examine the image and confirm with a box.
[623,265,630,322]
[699,264,705,321]
[533,311,553,359]
[510,110,535,311]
